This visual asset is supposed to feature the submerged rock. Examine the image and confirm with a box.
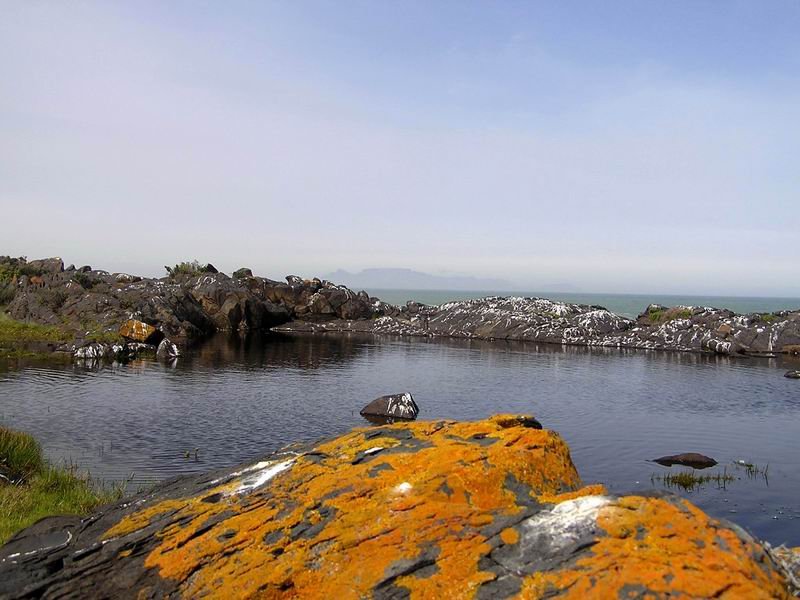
[1,415,797,598]
[785,370,800,379]
[360,392,419,421]
[653,453,718,469]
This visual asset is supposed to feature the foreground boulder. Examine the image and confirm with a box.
[1,415,797,598]
[785,370,800,379]
[652,452,718,469]
[360,392,420,421]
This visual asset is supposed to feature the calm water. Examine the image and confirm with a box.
[369,289,800,318]
[2,334,800,546]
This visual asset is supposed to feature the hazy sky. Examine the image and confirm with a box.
[2,1,799,295]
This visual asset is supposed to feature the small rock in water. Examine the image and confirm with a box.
[156,338,180,360]
[653,453,718,469]
[784,370,800,379]
[360,393,419,421]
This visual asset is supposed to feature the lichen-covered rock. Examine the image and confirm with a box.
[360,392,419,420]
[1,415,797,598]
[118,319,162,344]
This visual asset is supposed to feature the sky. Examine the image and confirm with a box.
[2,1,799,296]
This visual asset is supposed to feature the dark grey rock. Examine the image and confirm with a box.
[785,370,800,379]
[360,393,419,421]
[653,453,718,469]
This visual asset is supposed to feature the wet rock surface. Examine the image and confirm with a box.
[785,370,800,379]
[1,415,798,598]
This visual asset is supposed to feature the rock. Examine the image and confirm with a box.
[232,268,253,279]
[360,392,419,421]
[156,338,180,360]
[1,415,797,598]
[653,453,718,469]
[785,371,800,379]
[78,265,92,273]
[118,319,163,344]
[26,257,64,274]
[203,263,218,274]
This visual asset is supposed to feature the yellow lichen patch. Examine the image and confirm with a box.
[500,527,519,545]
[537,482,606,505]
[519,495,792,599]
[103,415,581,598]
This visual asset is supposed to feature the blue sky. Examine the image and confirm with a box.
[2,1,799,295]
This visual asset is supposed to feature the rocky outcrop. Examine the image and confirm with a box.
[4,256,799,357]
[276,296,800,356]
[1,415,797,598]
[1,257,391,349]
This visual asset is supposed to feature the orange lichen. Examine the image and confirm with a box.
[98,416,794,599]
[104,416,580,597]
[519,495,791,599]
[500,527,519,545]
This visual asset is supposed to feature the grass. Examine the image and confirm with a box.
[0,428,44,483]
[646,306,694,324]
[0,312,72,343]
[651,468,735,492]
[0,427,120,545]
[733,460,769,480]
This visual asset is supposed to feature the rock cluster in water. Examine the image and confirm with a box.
[1,415,798,598]
[3,255,800,358]
[277,298,800,356]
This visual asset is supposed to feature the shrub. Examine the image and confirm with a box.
[165,260,216,278]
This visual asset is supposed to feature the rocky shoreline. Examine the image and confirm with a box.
[2,255,800,360]
[1,415,798,598]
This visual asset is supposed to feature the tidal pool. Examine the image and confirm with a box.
[1,333,799,545]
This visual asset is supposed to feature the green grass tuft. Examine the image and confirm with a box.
[0,313,72,343]
[0,428,44,483]
[651,468,735,492]
[0,426,120,545]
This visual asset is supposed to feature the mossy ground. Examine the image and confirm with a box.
[0,427,119,545]
[0,312,72,344]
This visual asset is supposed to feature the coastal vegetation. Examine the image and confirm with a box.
[0,427,119,544]
[645,306,694,324]
[166,260,207,278]
[0,312,71,344]
[651,468,735,492]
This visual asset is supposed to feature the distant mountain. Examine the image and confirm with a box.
[325,268,515,291]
